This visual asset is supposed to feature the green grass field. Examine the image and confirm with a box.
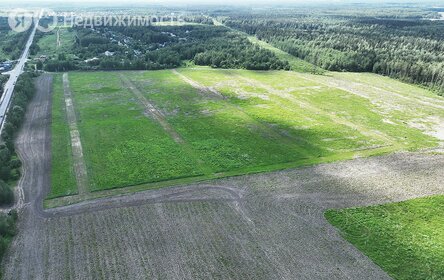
[49,68,443,198]
[35,28,76,59]
[326,195,444,280]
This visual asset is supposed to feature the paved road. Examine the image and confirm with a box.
[0,13,40,134]
[2,74,444,279]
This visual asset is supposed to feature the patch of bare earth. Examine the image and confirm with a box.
[300,73,444,112]
[409,116,444,151]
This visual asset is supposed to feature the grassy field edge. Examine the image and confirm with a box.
[44,144,405,208]
[325,195,444,280]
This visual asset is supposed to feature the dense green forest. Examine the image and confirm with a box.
[223,10,444,95]
[41,24,289,71]
[0,18,33,61]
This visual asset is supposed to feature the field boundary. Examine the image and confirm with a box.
[44,144,400,208]
[62,73,89,195]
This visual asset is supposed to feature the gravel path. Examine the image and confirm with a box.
[62,73,89,194]
[2,74,444,279]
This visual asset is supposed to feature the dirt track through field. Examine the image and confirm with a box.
[237,75,395,145]
[172,69,224,99]
[299,73,444,111]
[63,73,89,194]
[119,74,213,174]
[2,74,444,279]
[56,28,61,48]
[119,74,186,144]
[172,70,316,158]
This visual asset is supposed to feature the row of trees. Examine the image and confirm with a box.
[0,75,7,98]
[39,24,290,71]
[0,210,17,262]
[225,14,444,95]
[0,73,36,205]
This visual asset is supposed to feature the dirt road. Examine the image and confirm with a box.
[2,74,444,279]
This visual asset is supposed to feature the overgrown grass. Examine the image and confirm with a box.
[49,69,441,197]
[35,28,76,59]
[68,72,201,191]
[325,195,444,280]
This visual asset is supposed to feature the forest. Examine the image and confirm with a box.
[0,18,33,62]
[41,24,290,72]
[223,9,444,95]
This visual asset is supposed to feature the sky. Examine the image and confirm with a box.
[3,0,440,4]
[0,0,441,9]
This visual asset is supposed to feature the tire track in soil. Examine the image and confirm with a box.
[62,73,89,195]
[172,69,225,99]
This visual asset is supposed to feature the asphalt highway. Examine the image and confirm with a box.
[0,14,40,134]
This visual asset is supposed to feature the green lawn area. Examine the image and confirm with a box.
[325,195,444,280]
[49,69,442,198]
[34,28,76,59]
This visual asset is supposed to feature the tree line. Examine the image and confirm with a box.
[224,14,444,95]
[0,75,7,98]
[39,24,290,71]
[0,73,36,205]
[0,73,31,265]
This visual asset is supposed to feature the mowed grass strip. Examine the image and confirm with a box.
[325,196,444,280]
[50,74,77,198]
[35,27,76,58]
